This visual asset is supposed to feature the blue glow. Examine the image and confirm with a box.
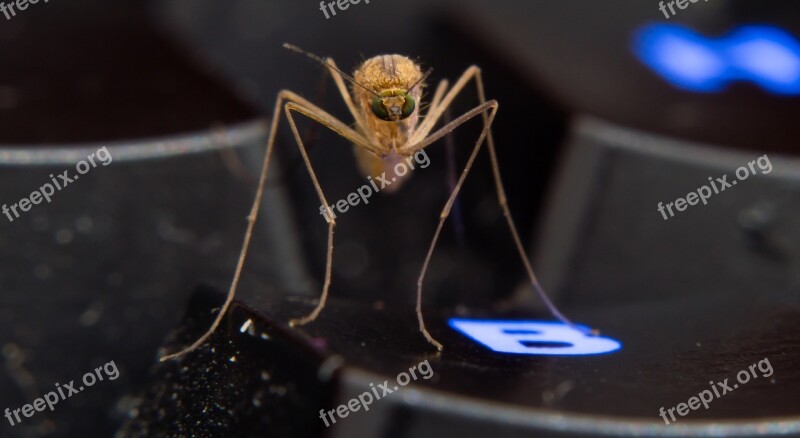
[449,319,621,356]
[634,24,800,94]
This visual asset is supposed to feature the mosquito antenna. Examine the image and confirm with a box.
[283,43,381,98]
[409,67,433,92]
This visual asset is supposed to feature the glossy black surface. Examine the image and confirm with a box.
[262,295,800,421]
[135,284,800,436]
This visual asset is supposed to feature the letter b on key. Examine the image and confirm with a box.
[449,319,621,356]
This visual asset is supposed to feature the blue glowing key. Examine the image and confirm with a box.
[634,24,800,95]
[449,319,622,356]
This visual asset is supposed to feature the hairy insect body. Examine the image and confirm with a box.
[160,43,586,361]
[352,55,424,191]
[353,147,412,193]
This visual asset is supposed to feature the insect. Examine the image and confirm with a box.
[160,44,589,361]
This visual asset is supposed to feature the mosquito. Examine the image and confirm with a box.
[160,43,590,361]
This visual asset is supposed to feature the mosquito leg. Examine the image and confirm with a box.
[282,103,337,327]
[442,105,466,245]
[408,64,592,338]
[324,58,369,134]
[407,100,500,351]
[470,71,593,335]
[219,146,258,184]
[426,79,449,119]
[160,90,370,362]
[159,93,286,362]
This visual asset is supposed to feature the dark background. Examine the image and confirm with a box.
[0,0,798,437]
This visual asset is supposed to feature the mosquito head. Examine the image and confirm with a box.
[371,90,416,122]
[354,55,432,126]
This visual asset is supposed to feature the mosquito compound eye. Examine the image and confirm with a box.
[371,93,415,121]
[371,96,392,121]
[400,94,416,119]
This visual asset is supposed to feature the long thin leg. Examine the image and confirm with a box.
[219,146,258,184]
[411,100,500,350]
[212,123,259,184]
[282,102,338,327]
[264,62,353,189]
[409,67,482,145]
[325,58,369,135]
[160,90,369,361]
[426,79,449,120]
[469,70,589,332]
[442,104,466,245]
[407,69,590,351]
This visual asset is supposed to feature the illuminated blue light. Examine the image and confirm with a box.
[449,319,621,356]
[634,24,800,94]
